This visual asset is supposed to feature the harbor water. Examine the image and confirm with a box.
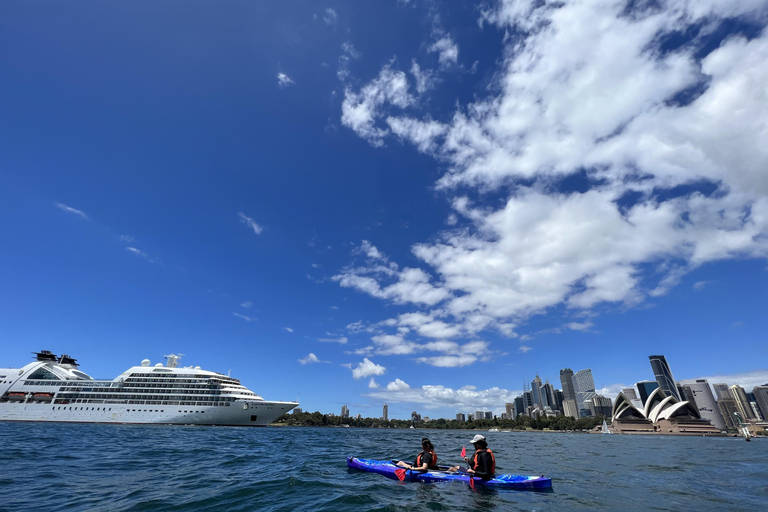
[1,423,766,511]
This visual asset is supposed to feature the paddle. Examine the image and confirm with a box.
[461,445,475,490]
[394,468,407,481]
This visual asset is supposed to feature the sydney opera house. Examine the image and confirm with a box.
[611,387,723,435]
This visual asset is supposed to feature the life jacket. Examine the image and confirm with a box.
[472,448,496,474]
[416,449,438,469]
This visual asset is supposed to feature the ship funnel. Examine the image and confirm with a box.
[163,354,184,368]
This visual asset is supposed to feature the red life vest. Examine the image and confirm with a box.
[472,448,496,474]
[416,450,437,468]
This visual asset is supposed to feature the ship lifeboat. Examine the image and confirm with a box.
[8,392,26,401]
[34,393,54,401]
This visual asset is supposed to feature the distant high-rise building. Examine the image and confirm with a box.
[411,411,421,422]
[621,388,639,401]
[553,389,564,414]
[729,385,756,420]
[468,413,474,421]
[717,398,739,429]
[560,368,576,402]
[573,369,596,416]
[485,411,493,420]
[341,404,349,418]
[563,399,579,418]
[636,380,660,405]
[649,355,681,401]
[505,403,515,418]
[678,379,725,431]
[475,410,484,421]
[712,383,731,400]
[753,386,768,421]
[293,407,303,415]
[590,395,613,417]
[678,384,697,406]
[523,390,533,409]
[531,375,543,408]
[543,382,555,410]
[514,396,524,417]
[456,413,466,422]
[382,404,388,422]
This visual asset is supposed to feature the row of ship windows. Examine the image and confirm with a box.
[52,399,233,407]
[50,407,216,413]
[127,375,241,385]
[55,394,237,401]
[56,389,239,395]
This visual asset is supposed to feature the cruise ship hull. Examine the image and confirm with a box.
[0,400,296,426]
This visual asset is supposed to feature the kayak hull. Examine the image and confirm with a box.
[347,457,552,490]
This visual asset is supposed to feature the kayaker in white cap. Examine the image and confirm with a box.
[464,434,496,480]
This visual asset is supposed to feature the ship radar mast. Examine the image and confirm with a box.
[163,354,184,368]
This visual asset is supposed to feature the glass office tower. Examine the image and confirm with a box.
[649,355,681,401]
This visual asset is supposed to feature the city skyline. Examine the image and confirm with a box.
[1,2,767,421]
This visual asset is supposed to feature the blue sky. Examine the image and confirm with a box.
[2,1,767,419]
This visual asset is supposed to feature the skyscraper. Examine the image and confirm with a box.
[531,375,543,408]
[753,386,768,421]
[636,380,660,405]
[678,379,726,431]
[543,382,555,410]
[341,404,349,418]
[560,368,576,402]
[475,410,484,421]
[573,369,596,416]
[382,404,388,422]
[514,396,524,417]
[505,402,515,418]
[712,383,731,400]
[729,385,756,420]
[717,398,739,429]
[456,413,466,422]
[590,395,613,417]
[485,411,493,420]
[621,388,639,401]
[649,355,681,401]
[553,389,564,414]
[563,399,579,418]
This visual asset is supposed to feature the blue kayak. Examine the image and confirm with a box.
[347,457,552,490]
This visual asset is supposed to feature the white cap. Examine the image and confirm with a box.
[470,434,486,444]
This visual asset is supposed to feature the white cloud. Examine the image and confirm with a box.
[54,202,88,219]
[341,65,415,146]
[232,312,256,322]
[319,336,348,344]
[118,234,134,243]
[429,36,458,67]
[323,8,337,26]
[352,358,386,379]
[277,73,294,88]
[284,327,294,333]
[415,354,477,367]
[238,213,263,235]
[693,281,712,291]
[299,353,321,365]
[696,370,768,392]
[410,61,435,94]
[125,247,158,264]
[368,378,380,389]
[567,321,593,331]
[241,301,253,308]
[369,380,519,411]
[336,0,768,341]
[518,345,532,353]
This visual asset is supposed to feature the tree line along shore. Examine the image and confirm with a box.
[275,411,608,431]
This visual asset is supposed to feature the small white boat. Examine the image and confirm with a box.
[488,428,500,432]
[601,419,612,434]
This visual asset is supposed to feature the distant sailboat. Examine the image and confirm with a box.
[734,412,751,442]
[601,419,612,434]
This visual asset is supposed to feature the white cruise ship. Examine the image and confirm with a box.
[0,351,298,426]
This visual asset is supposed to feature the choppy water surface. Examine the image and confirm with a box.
[1,423,766,511]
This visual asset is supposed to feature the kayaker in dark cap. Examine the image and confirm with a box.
[396,437,439,472]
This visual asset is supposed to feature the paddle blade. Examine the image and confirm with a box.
[469,476,476,491]
[460,446,466,458]
[395,468,406,481]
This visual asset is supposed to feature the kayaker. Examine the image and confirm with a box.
[396,437,439,472]
[464,434,495,480]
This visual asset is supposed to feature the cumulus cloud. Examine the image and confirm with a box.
[429,36,458,66]
[277,73,294,88]
[368,378,380,389]
[238,213,263,235]
[336,0,768,344]
[341,65,415,146]
[369,380,519,412]
[54,202,88,219]
[298,353,322,365]
[351,358,386,379]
